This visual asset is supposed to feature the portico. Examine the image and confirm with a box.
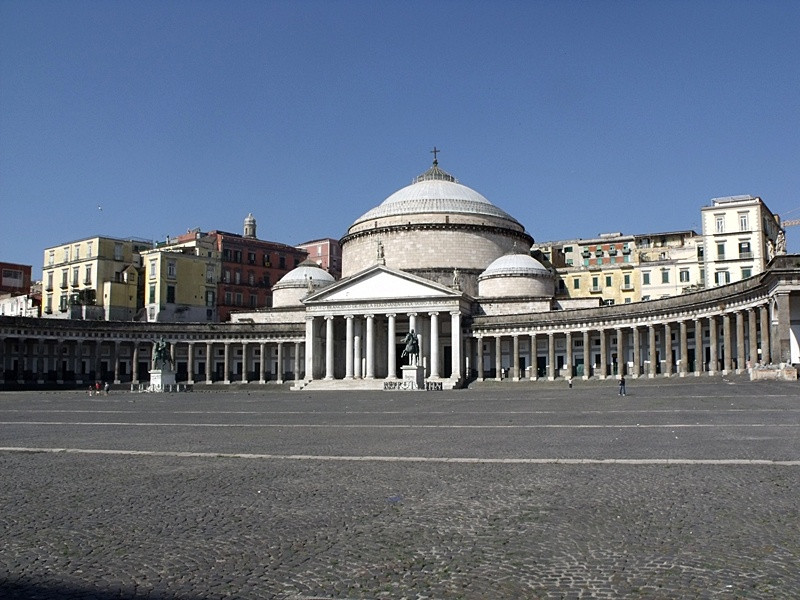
[301,265,468,387]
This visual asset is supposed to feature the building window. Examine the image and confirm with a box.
[46,272,53,291]
[233,250,242,263]
[74,245,80,260]
[84,265,92,284]
[564,245,573,253]
[739,212,749,231]
[279,256,286,269]
[223,270,230,283]
[167,261,176,278]
[206,266,214,283]
[234,271,241,284]
[248,272,255,286]
[149,259,157,279]
[573,278,580,290]
[738,241,751,258]
[48,250,55,266]
[715,215,725,233]
[605,275,612,287]
[741,267,752,278]
[114,243,123,261]
[72,267,79,286]
[206,290,215,307]
[716,243,725,260]
[591,276,599,291]
[623,274,631,288]
[624,298,631,304]
[714,271,730,285]
[63,247,70,262]
[87,242,93,258]
[166,285,175,304]
[642,272,650,285]
[60,295,68,311]
[61,269,68,288]
[679,269,690,283]
[603,299,614,306]
[225,291,232,305]
[661,270,669,284]
[235,292,243,306]
[248,252,256,264]
[250,294,257,307]
[149,285,156,303]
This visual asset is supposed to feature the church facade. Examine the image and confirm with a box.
[2,161,799,389]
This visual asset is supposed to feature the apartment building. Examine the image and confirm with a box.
[42,236,148,320]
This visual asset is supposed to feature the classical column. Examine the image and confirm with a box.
[387,314,397,379]
[187,342,195,384]
[305,316,315,381]
[582,330,590,379]
[748,309,758,370]
[529,333,537,381]
[759,304,771,364]
[616,328,625,376]
[693,318,703,375]
[277,342,284,383]
[75,340,84,384]
[324,315,335,380]
[735,311,745,373]
[495,335,503,380]
[513,334,521,381]
[132,342,139,384]
[0,336,5,384]
[722,313,733,374]
[205,341,213,383]
[547,333,555,381]
[663,323,672,377]
[223,342,231,384]
[258,342,266,383]
[353,320,362,379]
[241,342,249,383]
[679,321,688,377]
[450,311,462,380]
[344,315,354,379]
[771,293,792,364]
[599,329,607,379]
[708,316,718,375]
[428,312,439,378]
[648,325,657,378]
[632,326,640,378]
[36,339,45,384]
[365,314,375,379]
[113,341,121,384]
[564,332,572,380]
[294,341,301,381]
[477,336,485,381]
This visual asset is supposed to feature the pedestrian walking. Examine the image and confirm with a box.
[618,375,626,396]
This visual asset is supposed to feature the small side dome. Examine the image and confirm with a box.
[272,259,335,307]
[478,253,554,298]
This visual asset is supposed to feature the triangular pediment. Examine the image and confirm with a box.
[305,265,459,304]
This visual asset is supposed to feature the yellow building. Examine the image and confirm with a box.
[141,239,220,322]
[42,236,148,320]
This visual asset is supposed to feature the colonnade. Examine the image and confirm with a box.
[305,309,463,382]
[0,336,303,385]
[472,304,772,380]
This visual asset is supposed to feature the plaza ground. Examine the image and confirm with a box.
[1,376,798,599]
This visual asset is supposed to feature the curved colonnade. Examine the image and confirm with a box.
[1,256,798,388]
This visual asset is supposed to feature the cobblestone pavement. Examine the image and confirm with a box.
[1,376,798,599]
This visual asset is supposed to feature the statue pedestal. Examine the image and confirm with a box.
[149,368,176,392]
[401,365,424,390]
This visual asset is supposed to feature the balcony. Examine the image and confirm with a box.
[590,286,603,293]
[739,252,753,260]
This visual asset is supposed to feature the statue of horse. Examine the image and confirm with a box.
[401,329,419,365]
[152,337,173,370]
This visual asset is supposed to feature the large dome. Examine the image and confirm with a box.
[340,160,534,294]
[351,163,521,227]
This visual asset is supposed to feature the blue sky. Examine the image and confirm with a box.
[2,0,799,278]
